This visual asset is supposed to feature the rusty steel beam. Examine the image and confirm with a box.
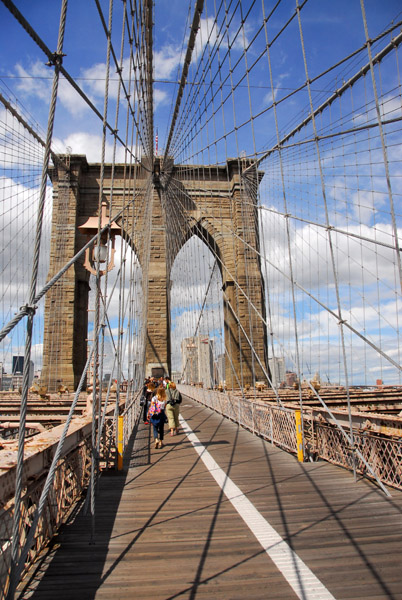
[0,402,120,507]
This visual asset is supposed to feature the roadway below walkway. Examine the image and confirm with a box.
[18,395,402,599]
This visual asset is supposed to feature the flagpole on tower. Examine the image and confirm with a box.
[155,127,158,156]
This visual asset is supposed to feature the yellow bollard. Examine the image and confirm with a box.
[117,415,124,470]
[295,410,304,462]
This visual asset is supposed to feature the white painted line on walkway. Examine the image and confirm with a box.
[180,415,336,600]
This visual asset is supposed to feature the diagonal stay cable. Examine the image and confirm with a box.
[0,91,69,172]
[11,335,102,589]
[164,172,401,374]
[0,197,142,344]
[163,0,204,161]
[0,0,149,168]
[7,1,69,596]
[223,290,282,405]
[243,29,402,174]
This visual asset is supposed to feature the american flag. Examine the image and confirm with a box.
[155,128,158,156]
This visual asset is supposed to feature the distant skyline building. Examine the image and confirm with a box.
[268,356,286,387]
[215,353,225,384]
[171,370,181,383]
[285,371,298,387]
[181,336,214,388]
[5,357,35,390]
[12,355,24,374]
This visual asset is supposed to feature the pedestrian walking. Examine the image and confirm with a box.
[142,380,155,424]
[166,382,182,436]
[148,385,167,448]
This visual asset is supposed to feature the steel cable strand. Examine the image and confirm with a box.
[7,2,69,596]
[95,183,151,447]
[163,0,205,161]
[11,340,98,590]
[164,176,270,332]
[243,28,402,175]
[95,0,129,485]
[165,5,221,162]
[168,0,262,164]
[222,1,247,392]
[0,205,133,345]
[223,289,281,402]
[161,172,278,398]
[359,0,402,296]
[207,201,402,374]
[123,180,151,396]
[88,0,116,545]
[255,203,402,253]
[166,174,402,383]
[239,2,262,396]
[118,7,148,396]
[94,0,134,121]
[0,0,147,168]
[172,3,258,164]
[296,0,356,473]
[161,2,192,155]
[96,282,125,464]
[160,173,200,382]
[0,91,69,173]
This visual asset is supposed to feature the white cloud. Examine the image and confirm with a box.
[0,108,43,170]
[58,75,91,116]
[193,16,250,61]
[154,88,168,108]
[263,72,290,106]
[353,93,402,126]
[154,45,183,80]
[0,173,53,375]
[14,61,51,102]
[79,57,134,101]
[195,17,219,57]
[258,206,402,384]
[53,131,132,163]
[13,60,91,117]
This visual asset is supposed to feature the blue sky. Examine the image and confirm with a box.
[1,1,401,384]
[0,0,400,160]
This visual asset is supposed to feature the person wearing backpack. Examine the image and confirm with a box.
[147,385,167,449]
[166,381,182,436]
[142,380,155,424]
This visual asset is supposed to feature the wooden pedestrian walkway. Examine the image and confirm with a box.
[18,396,402,599]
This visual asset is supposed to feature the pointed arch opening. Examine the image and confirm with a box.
[169,236,225,387]
[87,236,145,391]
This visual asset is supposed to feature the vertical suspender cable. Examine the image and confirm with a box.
[359,0,402,296]
[261,0,305,450]
[89,0,114,545]
[163,0,204,162]
[295,0,355,475]
[7,1,69,596]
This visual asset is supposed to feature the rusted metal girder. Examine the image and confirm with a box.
[0,402,120,507]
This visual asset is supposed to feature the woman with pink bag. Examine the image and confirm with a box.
[147,385,167,449]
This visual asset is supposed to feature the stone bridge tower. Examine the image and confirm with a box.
[41,155,268,391]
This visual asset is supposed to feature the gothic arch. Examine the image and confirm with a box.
[42,155,268,390]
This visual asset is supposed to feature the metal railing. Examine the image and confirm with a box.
[308,418,402,490]
[0,404,120,599]
[1,439,91,599]
[179,385,298,453]
[179,385,402,491]
[122,390,142,451]
[2,385,400,597]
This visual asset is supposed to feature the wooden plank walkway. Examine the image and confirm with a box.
[18,396,402,599]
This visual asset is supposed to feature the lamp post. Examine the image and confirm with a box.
[78,201,121,276]
[78,200,122,393]
[78,200,122,542]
